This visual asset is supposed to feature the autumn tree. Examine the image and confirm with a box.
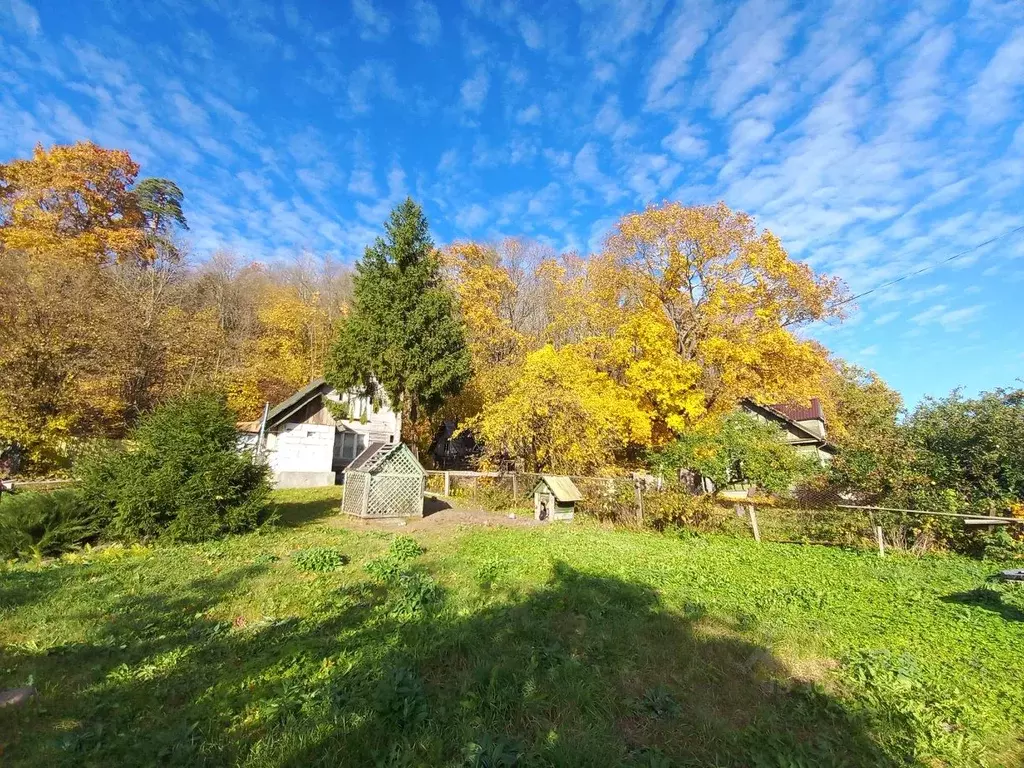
[327,199,470,440]
[474,345,650,473]
[606,201,847,428]
[0,142,147,262]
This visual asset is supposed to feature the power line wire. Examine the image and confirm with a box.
[832,223,1024,309]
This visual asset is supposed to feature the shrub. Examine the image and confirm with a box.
[650,412,821,495]
[641,487,717,531]
[78,393,273,543]
[373,666,427,728]
[0,488,103,559]
[292,547,348,572]
[388,534,424,560]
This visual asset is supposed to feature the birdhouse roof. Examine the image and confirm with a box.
[533,475,583,503]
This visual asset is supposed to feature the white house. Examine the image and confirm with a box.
[239,379,402,488]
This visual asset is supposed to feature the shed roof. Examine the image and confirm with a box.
[533,475,583,503]
[346,441,391,472]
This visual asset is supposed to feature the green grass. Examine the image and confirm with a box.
[1,486,1022,767]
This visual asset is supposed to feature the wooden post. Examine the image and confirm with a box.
[748,504,761,543]
[443,471,450,497]
[875,525,885,557]
[512,472,519,499]
[634,479,644,526]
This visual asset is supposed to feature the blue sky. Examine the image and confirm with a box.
[1,0,1022,408]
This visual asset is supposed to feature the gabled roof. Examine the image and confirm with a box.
[769,398,825,423]
[533,475,583,503]
[345,442,425,475]
[264,378,329,428]
[740,399,838,453]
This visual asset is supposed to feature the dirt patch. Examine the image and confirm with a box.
[329,494,542,533]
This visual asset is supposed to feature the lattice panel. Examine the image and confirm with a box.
[379,448,422,475]
[366,475,423,517]
[342,473,367,516]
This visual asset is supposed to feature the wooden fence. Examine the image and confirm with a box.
[424,470,1024,556]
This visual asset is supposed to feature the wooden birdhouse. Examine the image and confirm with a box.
[532,475,582,522]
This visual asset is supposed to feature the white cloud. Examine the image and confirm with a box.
[874,311,900,325]
[455,202,489,230]
[460,67,489,112]
[516,104,541,124]
[967,28,1024,124]
[352,0,391,41]
[543,148,572,169]
[705,0,800,116]
[518,15,544,49]
[626,153,680,201]
[6,0,40,35]
[911,303,986,331]
[347,61,401,113]
[410,0,441,45]
[573,142,621,203]
[577,0,668,59]
[437,148,458,172]
[594,96,636,142]
[645,0,714,109]
[348,167,378,197]
[355,162,407,223]
[662,121,708,158]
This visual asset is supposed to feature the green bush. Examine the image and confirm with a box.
[292,547,348,572]
[0,488,103,559]
[77,393,273,543]
[364,535,423,582]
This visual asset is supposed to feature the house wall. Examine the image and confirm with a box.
[252,383,404,488]
[794,418,826,439]
[325,389,401,443]
[265,423,336,488]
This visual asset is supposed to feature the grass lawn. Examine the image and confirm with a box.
[1,486,1023,767]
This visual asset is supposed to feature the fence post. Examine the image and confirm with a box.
[875,525,885,557]
[512,472,518,499]
[748,504,761,543]
[443,471,450,497]
[634,478,644,526]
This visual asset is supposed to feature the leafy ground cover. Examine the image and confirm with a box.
[1,486,1022,767]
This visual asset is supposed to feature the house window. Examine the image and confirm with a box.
[336,432,366,461]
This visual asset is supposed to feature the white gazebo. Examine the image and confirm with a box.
[341,442,426,518]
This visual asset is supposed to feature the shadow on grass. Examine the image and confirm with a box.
[1,561,903,767]
[942,587,1024,622]
[273,488,342,527]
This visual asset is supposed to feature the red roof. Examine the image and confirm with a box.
[768,397,824,422]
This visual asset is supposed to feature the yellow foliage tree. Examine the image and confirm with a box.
[0,142,147,263]
[606,201,846,423]
[227,285,334,419]
[473,345,651,474]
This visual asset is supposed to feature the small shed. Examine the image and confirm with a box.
[342,442,426,518]
[532,475,582,522]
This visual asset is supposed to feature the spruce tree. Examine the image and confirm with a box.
[326,198,471,432]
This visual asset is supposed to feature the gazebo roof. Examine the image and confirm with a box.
[533,475,583,503]
[345,442,424,475]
